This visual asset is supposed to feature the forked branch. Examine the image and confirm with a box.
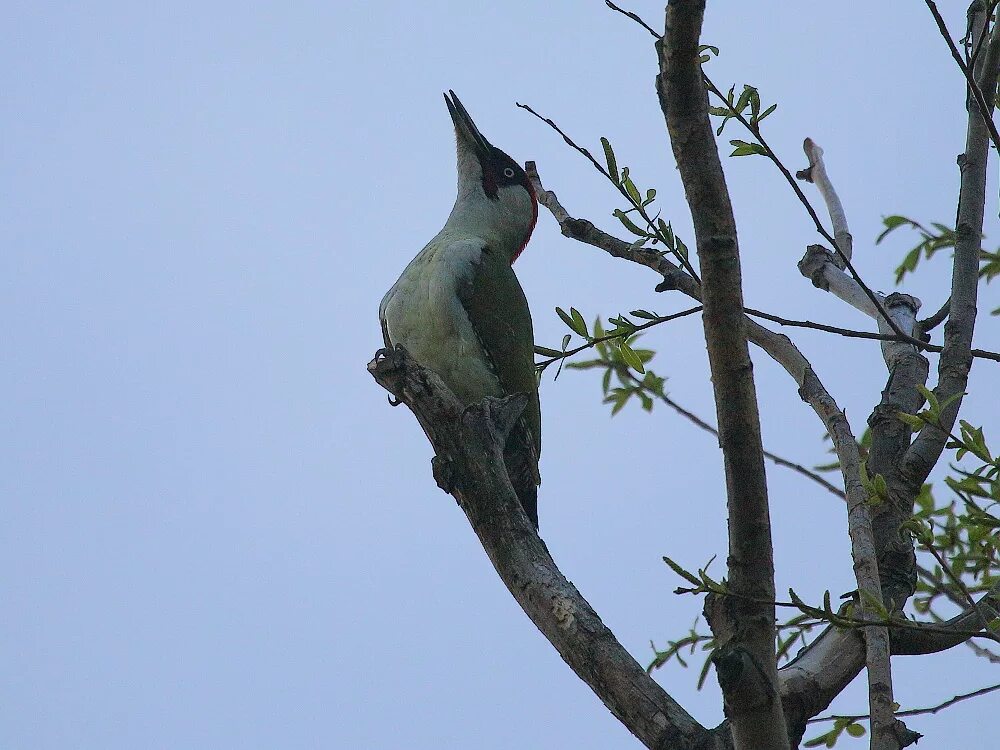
[367,346,713,750]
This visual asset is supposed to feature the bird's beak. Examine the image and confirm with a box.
[445,90,493,164]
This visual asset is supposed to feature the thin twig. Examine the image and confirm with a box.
[922,541,995,636]
[669,585,1000,644]
[808,682,1000,724]
[605,1,659,39]
[924,0,1000,153]
[744,307,1000,363]
[917,564,1000,664]
[620,370,847,499]
[702,77,909,343]
[516,101,702,281]
[918,297,951,333]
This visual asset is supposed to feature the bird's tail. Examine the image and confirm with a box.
[504,420,540,529]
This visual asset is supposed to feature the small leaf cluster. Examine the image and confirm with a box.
[859,461,889,506]
[535,309,656,389]
[814,428,871,474]
[897,394,999,617]
[707,84,776,156]
[804,717,867,748]
[877,216,959,284]
[600,137,693,270]
[647,616,716,684]
[878,215,1000,312]
[663,555,727,597]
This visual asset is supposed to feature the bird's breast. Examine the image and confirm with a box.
[380,236,502,404]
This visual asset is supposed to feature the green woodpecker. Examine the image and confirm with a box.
[379,91,541,527]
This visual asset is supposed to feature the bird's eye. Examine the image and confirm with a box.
[503,167,515,178]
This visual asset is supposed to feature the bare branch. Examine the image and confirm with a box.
[659,4,788,748]
[368,346,714,750]
[797,138,852,267]
[744,307,1000,362]
[605,0,660,39]
[924,0,1000,153]
[810,682,1000,724]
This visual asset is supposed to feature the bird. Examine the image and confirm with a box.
[379,91,541,527]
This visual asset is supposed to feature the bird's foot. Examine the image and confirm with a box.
[369,347,405,406]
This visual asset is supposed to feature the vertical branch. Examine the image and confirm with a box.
[658,3,788,748]
[800,137,922,748]
[904,5,1000,483]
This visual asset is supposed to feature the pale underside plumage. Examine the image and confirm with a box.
[380,230,541,525]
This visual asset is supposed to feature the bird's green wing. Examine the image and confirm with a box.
[459,245,541,524]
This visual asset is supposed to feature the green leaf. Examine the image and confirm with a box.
[860,589,889,619]
[623,173,642,206]
[605,387,633,415]
[696,651,713,689]
[570,307,589,339]
[556,306,589,337]
[803,729,837,748]
[896,411,925,430]
[845,723,866,738]
[601,137,619,184]
[729,139,768,157]
[894,246,921,283]
[619,339,646,374]
[613,209,649,238]
[630,309,659,320]
[663,556,702,586]
[876,215,912,243]
[734,85,754,114]
[675,237,689,260]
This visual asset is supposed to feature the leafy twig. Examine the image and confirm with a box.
[535,306,702,369]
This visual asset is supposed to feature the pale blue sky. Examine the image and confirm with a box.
[2,2,997,748]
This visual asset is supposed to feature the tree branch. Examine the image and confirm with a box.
[367,346,715,750]
[796,138,921,749]
[797,138,853,268]
[903,6,1000,488]
[924,0,1000,153]
[524,160,978,747]
[659,4,788,748]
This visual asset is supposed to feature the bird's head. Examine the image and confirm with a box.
[445,90,537,263]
